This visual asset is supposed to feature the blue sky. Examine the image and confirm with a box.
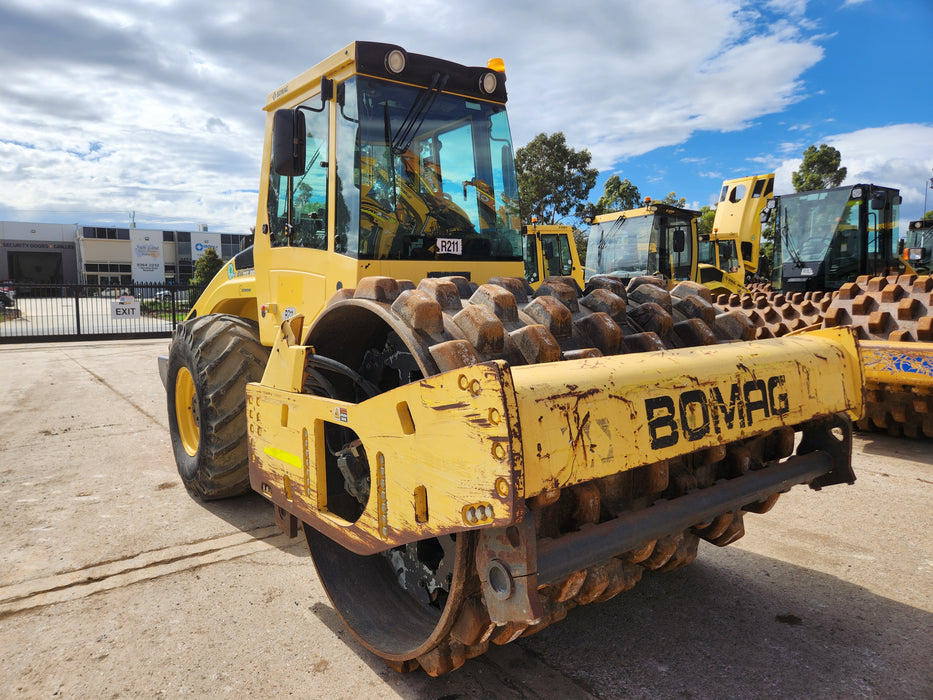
[614,0,933,216]
[0,0,931,235]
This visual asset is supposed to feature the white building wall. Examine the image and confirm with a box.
[1,221,247,285]
[0,222,78,242]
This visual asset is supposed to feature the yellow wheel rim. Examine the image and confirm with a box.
[175,366,199,457]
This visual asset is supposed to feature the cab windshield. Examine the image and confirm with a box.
[906,223,933,250]
[336,76,521,261]
[586,212,693,280]
[775,189,857,266]
[587,215,653,278]
[906,222,933,272]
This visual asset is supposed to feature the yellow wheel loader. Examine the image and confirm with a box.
[523,222,584,290]
[160,42,865,675]
[584,201,699,286]
[699,173,775,295]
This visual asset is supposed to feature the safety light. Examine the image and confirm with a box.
[479,72,497,94]
[385,49,406,74]
[487,57,505,73]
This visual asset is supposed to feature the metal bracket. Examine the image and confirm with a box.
[274,504,299,538]
[797,415,856,489]
[475,508,544,625]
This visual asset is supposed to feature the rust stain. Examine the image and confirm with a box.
[607,393,639,421]
[431,401,471,411]
[552,389,596,486]
[539,386,601,404]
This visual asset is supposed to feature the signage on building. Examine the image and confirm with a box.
[191,232,222,260]
[0,240,76,250]
[130,230,165,283]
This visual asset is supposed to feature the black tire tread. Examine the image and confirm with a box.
[167,314,269,499]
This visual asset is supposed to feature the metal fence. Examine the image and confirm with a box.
[0,282,205,343]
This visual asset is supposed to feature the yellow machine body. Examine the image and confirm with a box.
[583,203,698,285]
[162,41,868,675]
[189,42,526,345]
[697,173,775,295]
[861,339,933,390]
[522,224,584,290]
[249,323,861,556]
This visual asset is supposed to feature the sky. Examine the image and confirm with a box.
[1,0,931,236]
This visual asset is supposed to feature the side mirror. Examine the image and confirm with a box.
[272,109,306,177]
[760,208,773,224]
[672,228,685,253]
[870,190,887,211]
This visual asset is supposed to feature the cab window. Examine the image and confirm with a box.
[268,100,329,249]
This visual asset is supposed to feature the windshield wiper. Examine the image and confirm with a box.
[606,214,626,237]
[595,215,625,272]
[391,72,448,155]
[597,215,626,250]
[780,207,805,268]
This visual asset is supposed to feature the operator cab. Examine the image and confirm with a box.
[768,184,901,293]
[585,202,697,283]
[904,219,933,275]
[267,43,522,266]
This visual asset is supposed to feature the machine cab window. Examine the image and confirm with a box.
[268,101,329,250]
[337,76,521,261]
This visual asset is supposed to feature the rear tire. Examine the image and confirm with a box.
[166,314,268,499]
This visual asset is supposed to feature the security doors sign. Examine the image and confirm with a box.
[111,296,140,318]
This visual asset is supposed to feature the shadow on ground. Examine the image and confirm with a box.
[308,543,933,699]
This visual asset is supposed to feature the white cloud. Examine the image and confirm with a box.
[765,0,808,16]
[771,124,933,225]
[501,5,825,170]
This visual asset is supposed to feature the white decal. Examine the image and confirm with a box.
[437,238,462,255]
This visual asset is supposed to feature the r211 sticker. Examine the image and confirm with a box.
[437,238,462,255]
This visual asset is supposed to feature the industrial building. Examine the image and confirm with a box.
[0,221,250,285]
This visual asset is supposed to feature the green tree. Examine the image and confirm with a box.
[657,191,687,208]
[572,226,589,264]
[515,132,598,224]
[192,247,225,287]
[792,144,847,192]
[592,175,641,215]
[696,205,715,238]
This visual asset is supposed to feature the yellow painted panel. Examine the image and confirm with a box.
[512,327,862,495]
[247,360,521,555]
[247,327,862,553]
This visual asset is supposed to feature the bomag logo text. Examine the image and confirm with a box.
[645,375,789,450]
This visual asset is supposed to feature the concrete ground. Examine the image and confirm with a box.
[0,339,930,699]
